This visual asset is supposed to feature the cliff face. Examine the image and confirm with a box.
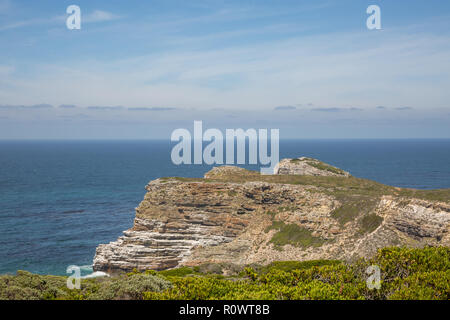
[93,160,450,274]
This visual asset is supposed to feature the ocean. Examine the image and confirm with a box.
[0,139,449,276]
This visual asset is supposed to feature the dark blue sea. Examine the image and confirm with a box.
[0,139,449,275]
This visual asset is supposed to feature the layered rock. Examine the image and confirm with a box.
[274,157,351,176]
[93,160,449,274]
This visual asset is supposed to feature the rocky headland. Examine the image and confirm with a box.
[93,158,450,274]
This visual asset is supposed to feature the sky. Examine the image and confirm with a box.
[0,0,450,139]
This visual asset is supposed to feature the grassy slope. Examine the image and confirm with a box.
[161,168,450,203]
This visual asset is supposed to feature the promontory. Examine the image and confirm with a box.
[93,157,450,274]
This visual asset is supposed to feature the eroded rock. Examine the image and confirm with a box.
[93,160,449,274]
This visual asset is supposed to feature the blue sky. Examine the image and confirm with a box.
[1,0,450,139]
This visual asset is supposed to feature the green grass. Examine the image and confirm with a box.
[277,205,297,213]
[289,158,346,175]
[227,190,238,197]
[265,221,326,248]
[158,267,196,277]
[259,260,342,273]
[331,196,380,225]
[360,213,384,234]
[160,168,450,203]
[305,160,347,175]
[331,203,361,225]
[266,210,277,218]
[396,188,450,202]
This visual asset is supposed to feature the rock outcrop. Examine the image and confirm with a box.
[274,157,351,177]
[93,159,450,274]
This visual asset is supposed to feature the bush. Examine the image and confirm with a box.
[0,271,68,300]
[1,247,448,300]
[265,221,326,248]
[360,213,383,233]
[388,271,450,300]
[260,260,342,273]
[84,273,172,300]
[159,267,195,277]
[0,271,171,300]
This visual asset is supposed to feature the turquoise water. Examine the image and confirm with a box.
[0,139,449,275]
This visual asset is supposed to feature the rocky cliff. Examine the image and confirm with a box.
[93,159,450,274]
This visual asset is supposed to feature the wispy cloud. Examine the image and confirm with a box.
[0,4,449,122]
[0,16,63,31]
[274,106,296,111]
[0,9,120,31]
[395,107,414,111]
[83,10,122,23]
[311,107,363,112]
[127,107,176,111]
[0,104,53,109]
[58,113,91,120]
[58,104,77,109]
[87,106,124,111]
[311,107,341,112]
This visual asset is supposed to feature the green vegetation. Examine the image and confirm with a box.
[330,196,383,232]
[265,221,326,248]
[331,202,362,225]
[158,266,197,277]
[0,271,171,300]
[145,246,450,300]
[277,205,297,213]
[305,160,347,175]
[360,213,384,234]
[290,157,346,175]
[162,168,450,203]
[1,247,448,300]
[265,210,277,218]
[257,260,342,273]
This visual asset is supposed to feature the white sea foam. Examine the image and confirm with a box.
[81,271,110,279]
[77,265,109,278]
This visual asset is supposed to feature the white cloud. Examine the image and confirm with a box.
[1,22,450,114]
[0,9,120,31]
[84,10,121,23]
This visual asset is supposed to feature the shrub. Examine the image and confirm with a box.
[0,271,68,300]
[360,213,383,233]
[266,221,326,248]
[159,267,195,277]
[86,273,172,300]
[260,260,342,273]
[1,247,448,300]
[388,271,450,300]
